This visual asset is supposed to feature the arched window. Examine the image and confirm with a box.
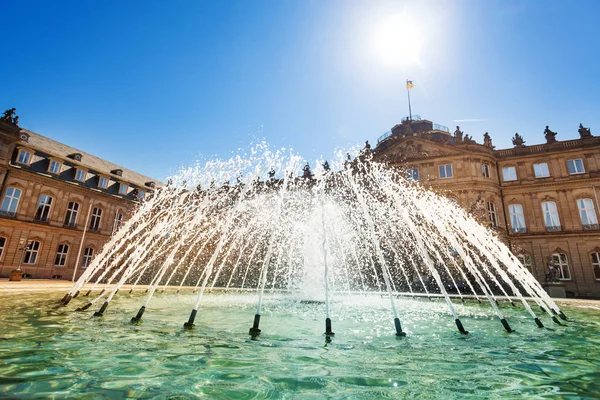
[487,202,497,227]
[34,195,53,222]
[54,244,69,266]
[82,247,94,268]
[0,187,22,216]
[509,204,526,233]
[89,207,102,231]
[551,253,570,280]
[113,212,123,234]
[23,241,41,265]
[542,201,561,231]
[64,202,80,227]
[0,237,6,260]
[592,253,600,281]
[517,254,533,273]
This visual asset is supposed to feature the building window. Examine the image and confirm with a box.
[113,212,123,233]
[439,164,453,179]
[137,190,145,200]
[567,159,585,174]
[406,168,419,181]
[89,207,102,231]
[17,149,31,164]
[54,244,69,266]
[552,253,571,280]
[481,164,490,178]
[517,254,533,273]
[82,247,94,268]
[577,198,598,230]
[23,241,41,264]
[487,202,498,227]
[119,183,128,195]
[0,237,6,260]
[48,160,61,174]
[64,202,80,227]
[34,195,53,222]
[75,168,87,182]
[509,204,526,233]
[533,163,550,178]
[592,253,600,280]
[542,201,561,231]
[0,187,22,217]
[502,166,517,181]
[98,176,109,189]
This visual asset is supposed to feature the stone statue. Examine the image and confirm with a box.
[512,133,525,146]
[463,134,474,143]
[303,162,312,178]
[544,125,557,144]
[483,132,492,148]
[578,123,592,138]
[1,108,18,125]
[323,161,330,171]
[365,140,371,151]
[545,257,558,282]
[344,152,352,169]
[454,126,463,142]
[268,168,275,180]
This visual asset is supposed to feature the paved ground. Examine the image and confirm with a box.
[1,279,599,309]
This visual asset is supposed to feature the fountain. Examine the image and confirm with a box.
[59,144,567,337]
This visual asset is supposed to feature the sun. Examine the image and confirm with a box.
[368,10,427,68]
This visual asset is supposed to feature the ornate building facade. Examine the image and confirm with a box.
[0,111,158,281]
[373,117,600,298]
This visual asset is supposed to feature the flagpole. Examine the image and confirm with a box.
[406,79,412,121]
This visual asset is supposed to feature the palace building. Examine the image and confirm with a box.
[0,110,158,281]
[373,117,600,298]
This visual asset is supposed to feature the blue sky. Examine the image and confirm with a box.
[2,0,599,180]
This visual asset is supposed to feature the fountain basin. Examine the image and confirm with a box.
[1,290,599,398]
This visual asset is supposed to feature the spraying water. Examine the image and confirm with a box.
[61,144,567,335]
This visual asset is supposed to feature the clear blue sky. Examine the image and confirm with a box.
[1,0,599,180]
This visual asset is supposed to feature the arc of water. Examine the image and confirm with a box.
[344,168,406,336]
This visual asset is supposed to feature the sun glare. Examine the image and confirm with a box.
[369,11,427,69]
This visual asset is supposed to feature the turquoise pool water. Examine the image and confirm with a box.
[1,291,599,399]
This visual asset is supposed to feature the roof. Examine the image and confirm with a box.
[20,128,160,189]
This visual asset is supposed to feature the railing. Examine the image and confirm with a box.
[546,225,562,232]
[511,227,527,234]
[64,221,77,228]
[0,210,16,217]
[433,123,449,132]
[582,224,600,231]
[377,130,392,144]
[402,115,422,122]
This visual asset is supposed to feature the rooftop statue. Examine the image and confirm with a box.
[302,162,312,179]
[578,123,592,138]
[323,161,330,172]
[483,132,493,148]
[463,134,475,143]
[453,126,463,142]
[1,108,19,125]
[512,133,525,146]
[544,126,557,144]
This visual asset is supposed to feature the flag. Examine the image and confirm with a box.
[406,80,414,89]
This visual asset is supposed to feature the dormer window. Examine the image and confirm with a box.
[17,149,32,165]
[145,181,156,188]
[98,176,109,189]
[75,168,87,182]
[48,159,61,174]
[119,183,128,195]
[67,153,83,161]
[137,190,145,200]
[111,169,123,176]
